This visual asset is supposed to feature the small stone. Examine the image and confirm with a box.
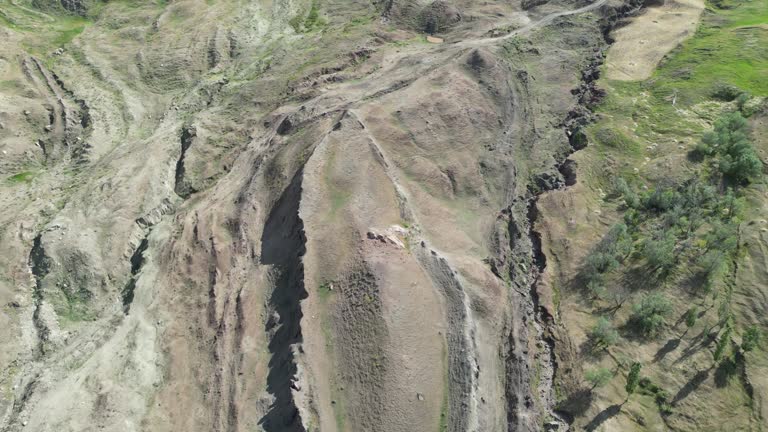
[416,393,425,401]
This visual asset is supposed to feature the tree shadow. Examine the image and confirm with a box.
[687,149,706,163]
[557,387,595,417]
[584,403,622,432]
[674,327,717,365]
[672,369,709,405]
[654,337,682,363]
[619,265,659,292]
[714,357,739,388]
[578,337,611,360]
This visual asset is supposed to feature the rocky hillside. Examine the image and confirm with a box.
[0,0,765,431]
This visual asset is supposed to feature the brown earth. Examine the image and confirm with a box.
[0,0,650,431]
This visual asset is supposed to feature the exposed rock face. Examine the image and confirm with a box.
[0,0,638,431]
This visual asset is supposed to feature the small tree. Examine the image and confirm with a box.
[585,367,613,390]
[736,92,751,114]
[586,252,619,275]
[742,325,761,352]
[714,326,732,362]
[587,278,607,301]
[705,222,738,254]
[696,112,762,184]
[625,362,642,400]
[684,307,698,329]
[631,293,672,338]
[590,317,619,350]
[698,250,727,288]
[642,232,677,274]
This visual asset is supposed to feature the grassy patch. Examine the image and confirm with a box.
[318,282,333,302]
[289,0,327,33]
[6,171,36,183]
[51,22,85,45]
[649,0,768,104]
[0,0,90,53]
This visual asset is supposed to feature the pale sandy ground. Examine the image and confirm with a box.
[605,0,705,81]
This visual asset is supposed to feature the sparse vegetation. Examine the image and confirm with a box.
[684,306,698,330]
[741,325,761,352]
[590,317,619,350]
[569,0,767,426]
[714,326,732,363]
[630,293,672,338]
[638,377,673,415]
[290,0,327,33]
[641,230,676,275]
[7,171,36,183]
[585,367,613,390]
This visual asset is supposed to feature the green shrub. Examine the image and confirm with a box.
[698,250,726,289]
[586,252,619,275]
[587,277,607,300]
[711,82,741,101]
[639,377,673,415]
[585,367,613,389]
[696,112,762,184]
[584,223,634,277]
[714,326,732,362]
[705,222,738,253]
[613,177,640,208]
[631,293,672,338]
[642,188,682,213]
[684,306,698,329]
[742,325,761,352]
[590,317,619,350]
[642,232,677,274]
[735,92,751,114]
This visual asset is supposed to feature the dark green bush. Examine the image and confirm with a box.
[696,112,762,184]
[711,82,741,101]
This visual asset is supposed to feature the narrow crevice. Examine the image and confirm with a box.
[258,170,308,432]
[174,126,197,199]
[122,235,149,314]
[28,234,51,358]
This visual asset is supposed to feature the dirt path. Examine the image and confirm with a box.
[605,0,705,80]
[462,0,609,47]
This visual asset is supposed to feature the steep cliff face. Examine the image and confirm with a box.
[0,0,637,430]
